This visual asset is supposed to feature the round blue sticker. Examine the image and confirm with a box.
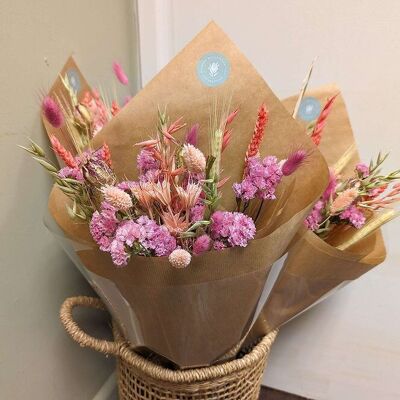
[66,68,81,94]
[298,97,321,121]
[197,52,230,87]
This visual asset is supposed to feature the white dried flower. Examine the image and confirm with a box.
[102,185,133,211]
[168,249,191,269]
[182,144,206,173]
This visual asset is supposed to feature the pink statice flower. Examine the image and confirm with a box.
[115,220,141,246]
[117,180,137,192]
[58,166,84,182]
[233,156,283,201]
[355,163,370,178]
[339,205,366,229]
[137,149,160,174]
[110,240,129,267]
[210,211,256,248]
[193,234,212,255]
[304,200,325,231]
[190,201,205,222]
[213,240,226,251]
[136,216,176,256]
[89,202,119,251]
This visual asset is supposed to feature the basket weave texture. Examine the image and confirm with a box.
[60,296,277,400]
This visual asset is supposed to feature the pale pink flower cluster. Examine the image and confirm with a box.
[304,200,325,231]
[89,203,176,267]
[210,211,256,249]
[339,205,366,229]
[233,156,282,201]
[355,163,370,178]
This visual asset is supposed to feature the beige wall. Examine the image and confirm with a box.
[0,1,139,398]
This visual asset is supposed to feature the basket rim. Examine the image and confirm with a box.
[115,326,278,384]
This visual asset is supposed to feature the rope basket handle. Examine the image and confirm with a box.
[60,296,120,356]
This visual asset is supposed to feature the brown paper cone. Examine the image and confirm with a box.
[243,84,386,346]
[47,22,329,367]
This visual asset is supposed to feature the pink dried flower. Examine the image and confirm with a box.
[282,149,308,176]
[137,149,160,173]
[190,201,205,222]
[322,169,337,201]
[42,96,64,128]
[115,220,141,246]
[193,234,212,255]
[136,216,176,256]
[182,144,206,173]
[355,163,370,178]
[112,61,129,86]
[81,90,109,136]
[210,211,256,248]
[304,200,325,231]
[110,239,129,267]
[185,124,199,146]
[89,202,119,252]
[340,205,366,228]
[58,166,83,182]
[331,187,358,213]
[168,249,191,268]
[213,240,226,251]
[233,156,283,201]
[102,185,133,211]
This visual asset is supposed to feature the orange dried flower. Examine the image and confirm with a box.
[50,136,77,168]
[311,94,338,146]
[102,143,112,167]
[245,104,268,165]
[331,187,358,213]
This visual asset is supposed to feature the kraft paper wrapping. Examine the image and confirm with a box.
[46,22,329,368]
[244,84,386,346]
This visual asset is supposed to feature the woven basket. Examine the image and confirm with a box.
[60,296,277,400]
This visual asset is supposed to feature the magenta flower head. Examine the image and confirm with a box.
[42,96,64,128]
[322,169,337,201]
[282,149,308,176]
[193,234,212,255]
[355,163,370,178]
[185,124,199,146]
[112,61,129,86]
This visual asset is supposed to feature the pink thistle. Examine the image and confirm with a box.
[245,104,268,165]
[310,94,338,146]
[112,61,129,86]
[193,234,212,255]
[282,149,308,176]
[42,96,64,128]
[50,136,77,168]
[185,124,199,146]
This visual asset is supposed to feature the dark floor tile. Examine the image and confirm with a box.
[260,386,310,399]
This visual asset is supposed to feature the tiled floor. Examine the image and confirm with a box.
[260,387,308,399]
